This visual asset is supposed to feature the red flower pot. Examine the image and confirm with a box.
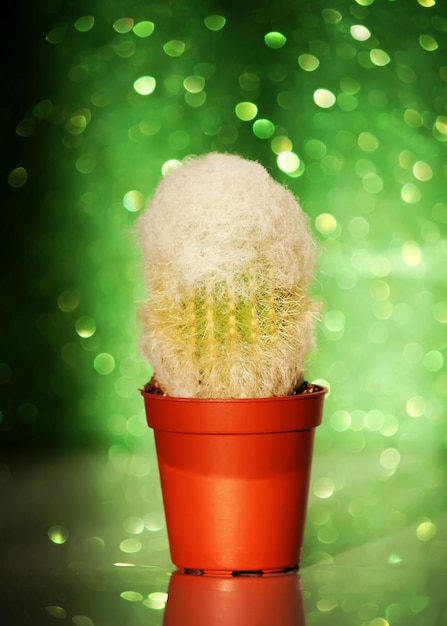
[163,570,306,626]
[142,387,326,575]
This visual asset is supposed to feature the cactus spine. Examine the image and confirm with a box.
[138,153,318,398]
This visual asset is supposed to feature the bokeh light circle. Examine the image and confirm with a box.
[94,353,116,375]
[252,118,275,139]
[277,151,300,173]
[235,101,258,121]
[313,89,336,108]
[133,76,156,95]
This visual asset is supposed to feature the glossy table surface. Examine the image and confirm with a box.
[1,449,446,625]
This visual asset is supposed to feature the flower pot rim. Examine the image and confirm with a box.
[141,385,327,434]
[140,384,327,404]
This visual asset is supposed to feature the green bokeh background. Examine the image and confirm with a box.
[2,0,447,590]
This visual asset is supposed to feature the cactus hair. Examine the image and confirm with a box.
[138,152,318,398]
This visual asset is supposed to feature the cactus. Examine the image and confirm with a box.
[138,152,318,398]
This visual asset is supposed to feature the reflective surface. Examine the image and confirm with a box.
[1,450,446,625]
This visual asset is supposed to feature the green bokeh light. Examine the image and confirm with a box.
[132,20,155,38]
[204,15,226,32]
[264,31,287,49]
[252,118,275,139]
[235,101,258,121]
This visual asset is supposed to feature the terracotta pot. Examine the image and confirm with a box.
[163,570,306,626]
[142,387,326,575]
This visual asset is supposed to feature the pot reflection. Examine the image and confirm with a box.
[163,570,306,626]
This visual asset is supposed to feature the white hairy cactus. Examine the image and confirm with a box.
[138,152,318,398]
